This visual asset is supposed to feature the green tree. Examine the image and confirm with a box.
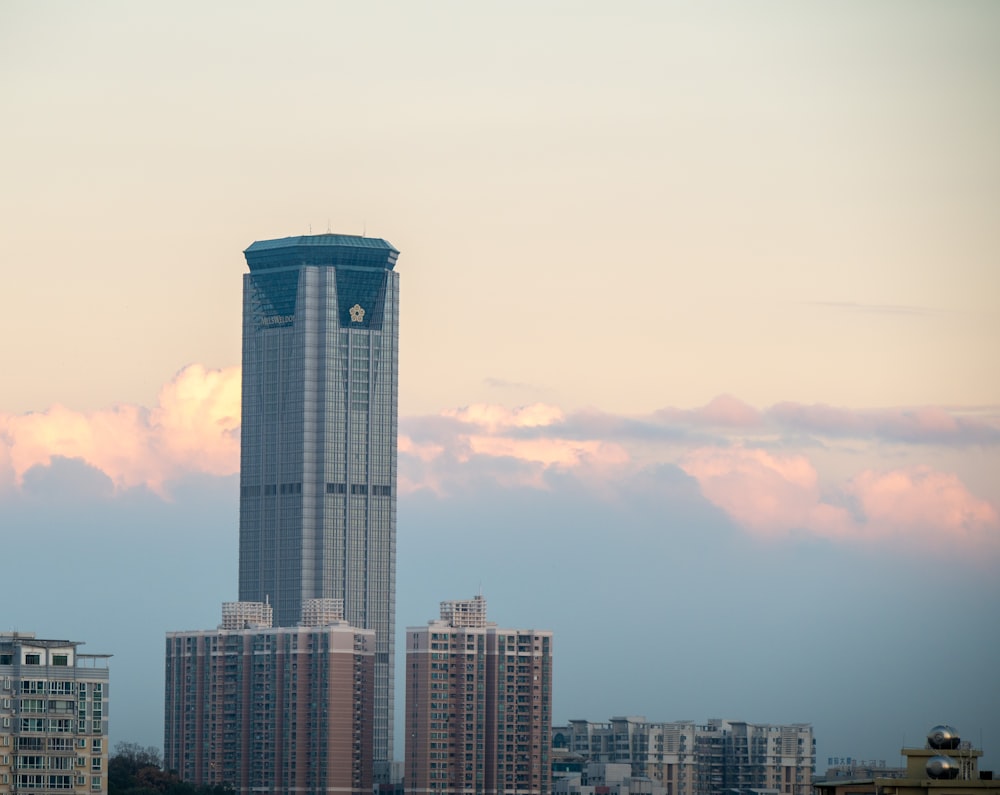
[109,742,232,795]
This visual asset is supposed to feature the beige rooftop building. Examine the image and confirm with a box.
[814,726,997,795]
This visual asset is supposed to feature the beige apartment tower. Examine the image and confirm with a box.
[163,600,374,795]
[0,633,111,795]
[405,595,553,795]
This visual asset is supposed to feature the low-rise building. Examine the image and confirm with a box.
[814,726,997,795]
[554,762,668,795]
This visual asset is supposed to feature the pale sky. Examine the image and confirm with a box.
[1,0,998,772]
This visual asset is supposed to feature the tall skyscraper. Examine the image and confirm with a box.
[405,595,553,795]
[238,233,400,764]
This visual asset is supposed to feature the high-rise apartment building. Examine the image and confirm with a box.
[164,600,375,794]
[239,233,400,763]
[553,717,815,795]
[0,633,110,795]
[405,596,553,795]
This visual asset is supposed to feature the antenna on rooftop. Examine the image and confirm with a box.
[363,220,367,237]
[327,218,332,233]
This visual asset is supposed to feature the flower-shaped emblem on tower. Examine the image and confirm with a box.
[349,304,365,323]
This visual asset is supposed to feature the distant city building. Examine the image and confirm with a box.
[164,600,375,795]
[405,595,553,795]
[814,725,997,795]
[554,762,668,795]
[553,717,815,795]
[819,760,904,783]
[0,632,111,795]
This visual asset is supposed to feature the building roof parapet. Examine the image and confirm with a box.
[167,622,371,638]
[244,233,399,272]
[0,636,81,648]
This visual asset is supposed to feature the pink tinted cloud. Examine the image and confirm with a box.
[679,447,852,539]
[465,436,628,470]
[399,404,630,496]
[655,395,762,428]
[443,403,565,432]
[0,364,240,494]
[846,467,999,542]
[4,372,997,556]
[767,402,1000,445]
[680,445,998,553]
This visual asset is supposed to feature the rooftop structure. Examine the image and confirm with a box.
[220,599,273,630]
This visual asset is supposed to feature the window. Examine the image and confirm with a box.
[24,654,40,665]
[52,654,69,666]
[92,776,102,790]
[91,757,101,771]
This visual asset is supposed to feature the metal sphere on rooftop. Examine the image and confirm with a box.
[927,725,960,750]
[926,755,960,780]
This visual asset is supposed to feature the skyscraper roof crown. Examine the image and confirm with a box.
[244,233,399,272]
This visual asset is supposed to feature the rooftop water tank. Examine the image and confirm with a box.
[928,726,961,750]
[927,756,960,780]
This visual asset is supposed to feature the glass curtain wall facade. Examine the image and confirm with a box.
[239,233,399,764]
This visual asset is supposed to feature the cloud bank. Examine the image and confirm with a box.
[1,364,240,495]
[2,367,997,556]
